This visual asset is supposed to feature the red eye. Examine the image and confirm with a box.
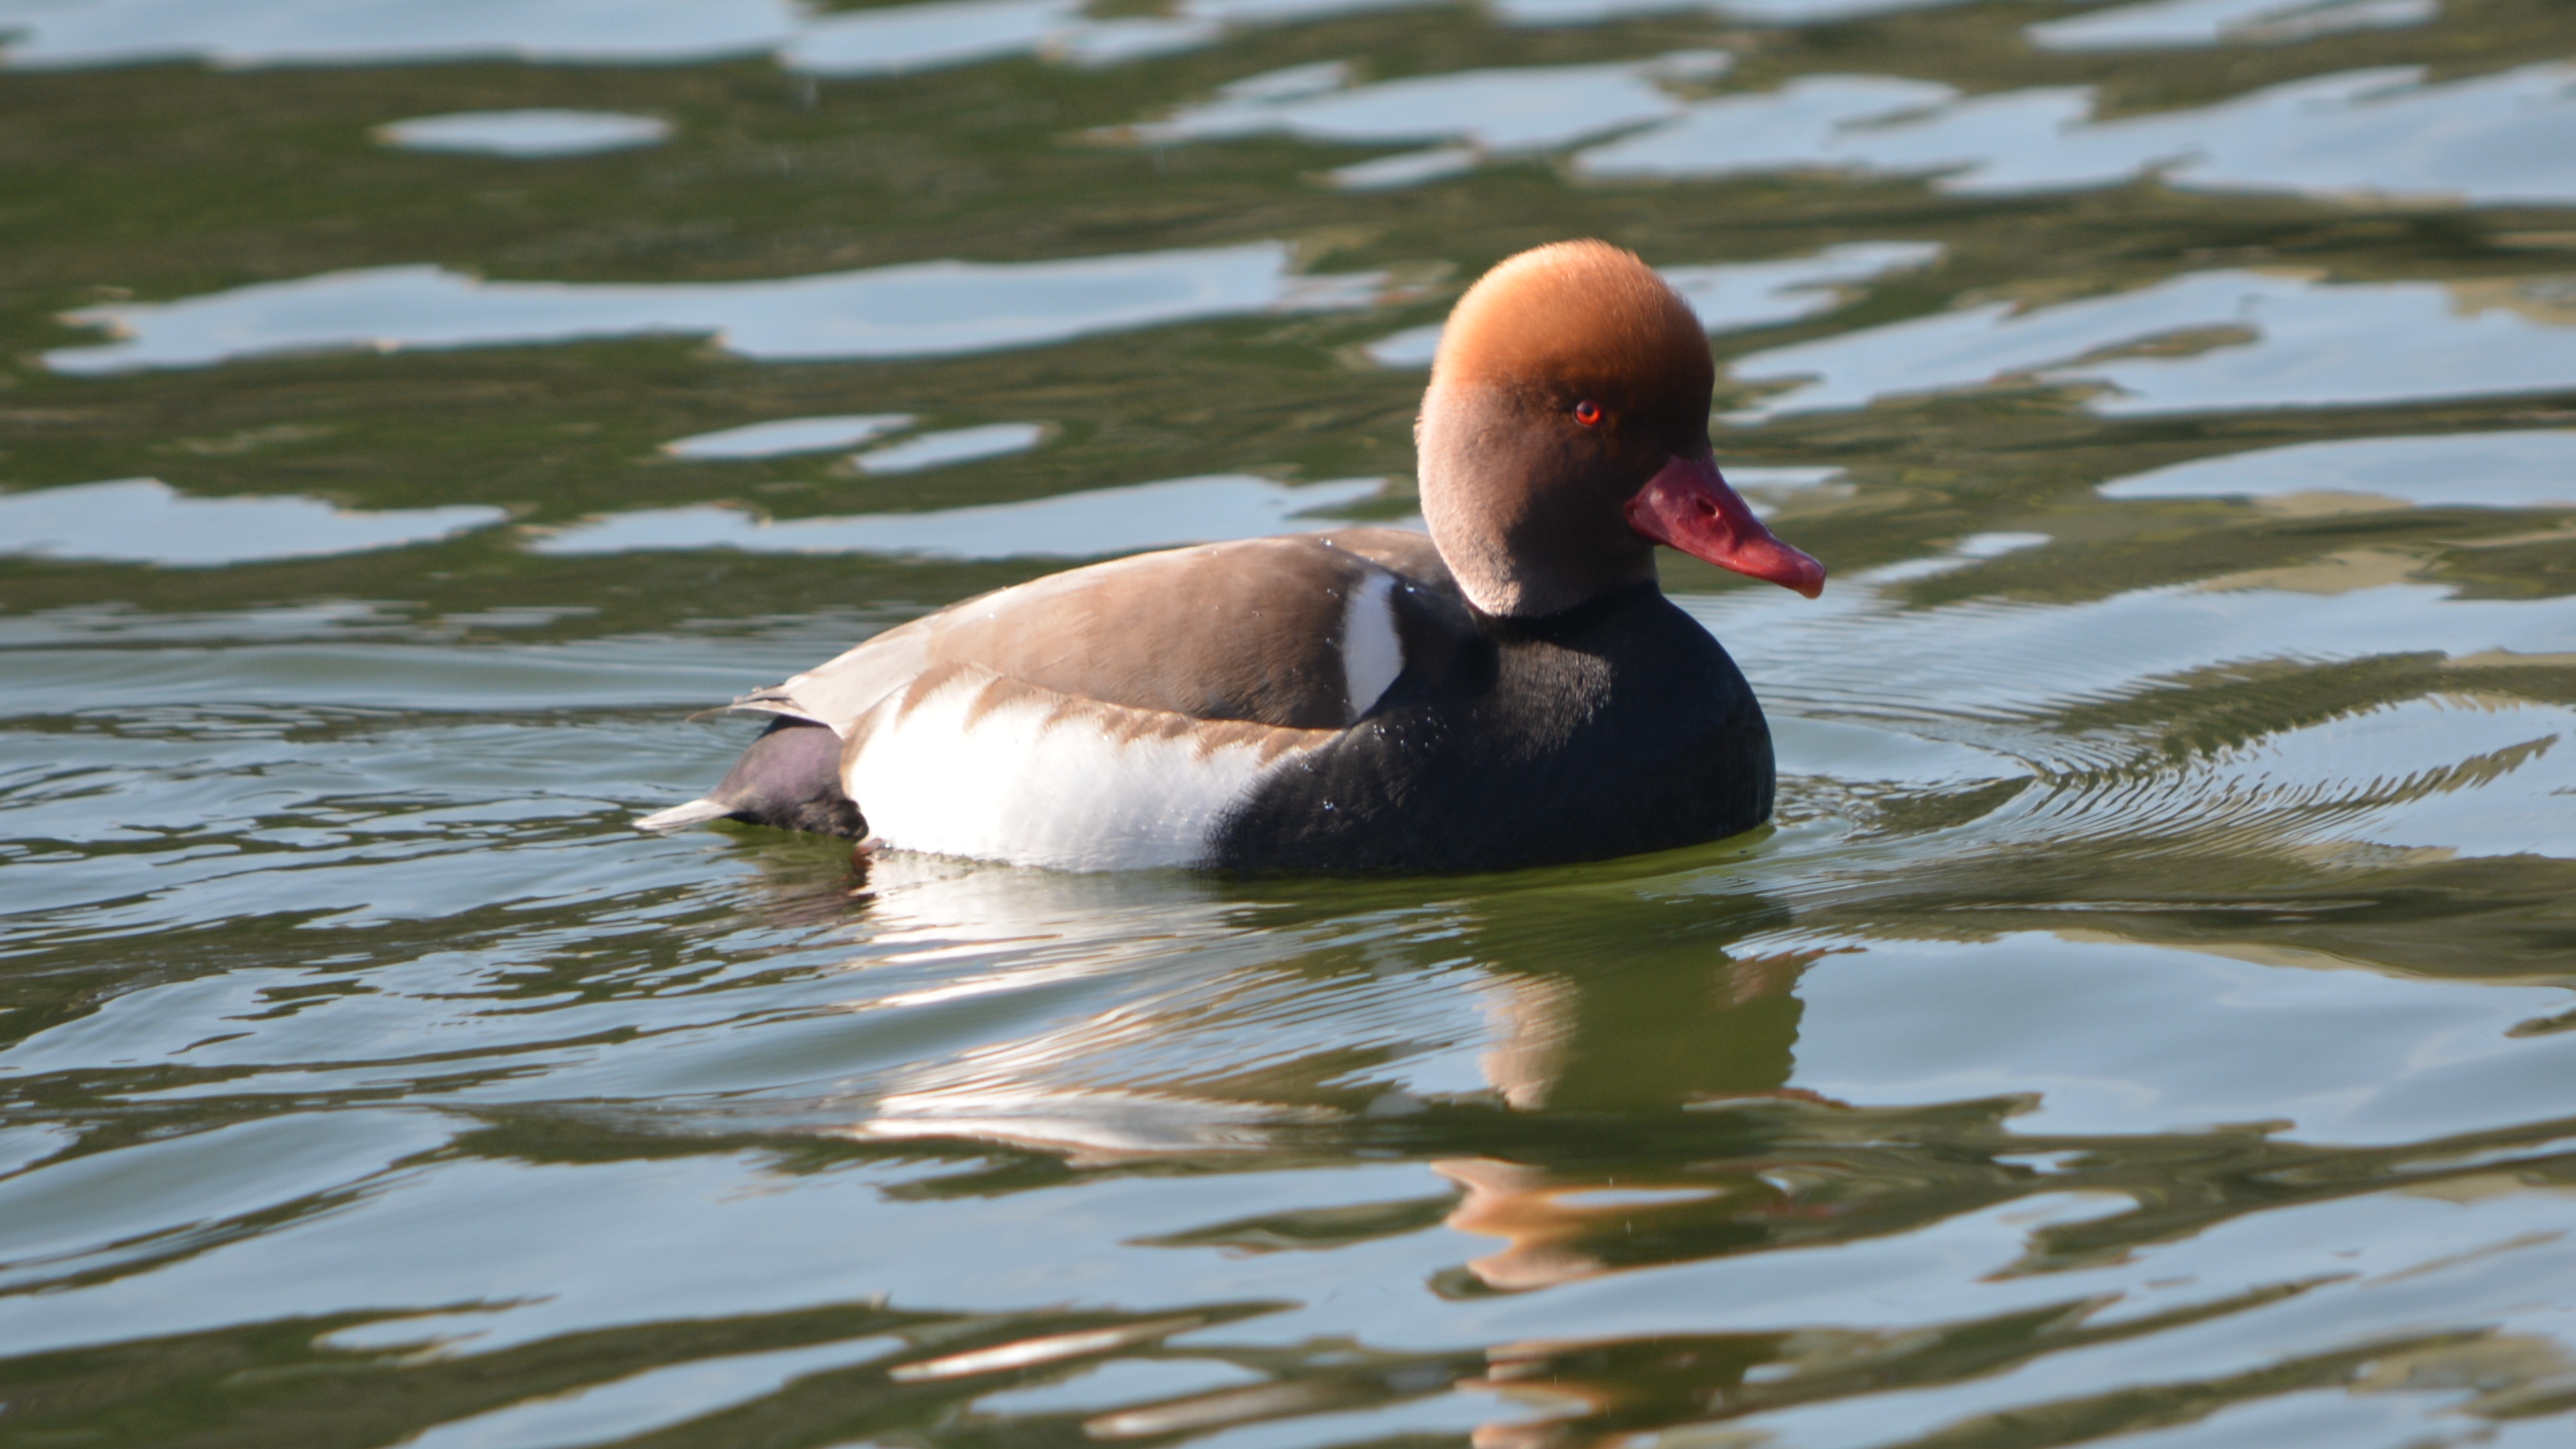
[1573,400,1603,427]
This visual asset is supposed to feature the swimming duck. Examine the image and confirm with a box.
[638,240,1825,871]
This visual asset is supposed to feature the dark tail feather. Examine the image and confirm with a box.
[637,717,867,838]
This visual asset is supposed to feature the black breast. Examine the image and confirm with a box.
[1210,584,1774,872]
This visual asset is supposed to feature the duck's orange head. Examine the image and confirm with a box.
[1419,240,1825,617]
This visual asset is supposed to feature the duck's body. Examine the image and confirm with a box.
[1212,555,1772,873]
[647,525,1772,871]
[641,241,1823,873]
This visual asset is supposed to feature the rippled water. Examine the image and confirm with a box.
[6,0,2576,1444]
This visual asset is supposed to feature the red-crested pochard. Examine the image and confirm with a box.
[639,240,1825,871]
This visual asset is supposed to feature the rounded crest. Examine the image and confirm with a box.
[1431,240,1711,413]
[1415,240,1723,617]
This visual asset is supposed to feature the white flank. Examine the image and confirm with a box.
[1340,570,1405,720]
[844,672,1311,870]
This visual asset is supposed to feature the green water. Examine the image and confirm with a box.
[6,0,2576,1444]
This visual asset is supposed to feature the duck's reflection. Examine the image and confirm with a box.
[1436,916,1818,1290]
[1470,936,1809,1114]
[727,838,1837,1281]
[1462,1330,1790,1449]
[713,841,1856,1447]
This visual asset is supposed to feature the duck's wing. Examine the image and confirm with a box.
[727,612,936,735]
[738,527,1468,734]
[641,529,1472,850]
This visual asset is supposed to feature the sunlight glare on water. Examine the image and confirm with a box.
[4,0,2576,1445]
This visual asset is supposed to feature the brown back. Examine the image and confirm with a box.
[920,529,1451,730]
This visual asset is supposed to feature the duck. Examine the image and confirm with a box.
[637,239,1825,873]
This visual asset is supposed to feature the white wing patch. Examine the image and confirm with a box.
[1340,570,1405,721]
[845,670,1320,871]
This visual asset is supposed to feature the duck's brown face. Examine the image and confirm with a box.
[1419,241,1825,616]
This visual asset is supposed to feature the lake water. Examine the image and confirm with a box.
[5,0,2576,1444]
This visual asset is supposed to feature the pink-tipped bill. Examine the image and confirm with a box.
[1624,452,1827,599]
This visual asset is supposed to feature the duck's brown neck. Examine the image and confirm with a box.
[1418,382,1660,619]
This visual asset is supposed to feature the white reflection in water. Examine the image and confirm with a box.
[1731,1304,2576,1444]
[0,478,505,566]
[1210,58,1350,101]
[971,1357,1267,1417]
[854,422,1048,474]
[0,0,794,68]
[1705,565,2576,743]
[784,0,1084,76]
[1185,0,1436,23]
[661,415,916,460]
[786,0,1450,74]
[1726,463,1851,521]
[1578,64,2576,206]
[1495,0,1976,24]
[1044,13,1223,65]
[1770,714,2025,787]
[2025,0,2435,50]
[1667,243,1939,329]
[1578,72,1951,176]
[1123,52,1730,184]
[784,0,1378,75]
[1961,677,2576,863]
[1364,241,1940,366]
[0,1113,455,1292]
[851,1085,1330,1158]
[44,244,1385,375]
[530,474,1387,559]
[398,1336,904,1449]
[816,859,1334,1159]
[1133,1388,1540,1449]
[1694,1187,2576,1447]
[2232,696,2576,862]
[2100,430,2576,511]
[0,1126,75,1179]
[372,109,672,157]
[1727,270,2576,419]
[1790,932,2576,1140]
[1326,145,1482,190]
[0,0,1441,74]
